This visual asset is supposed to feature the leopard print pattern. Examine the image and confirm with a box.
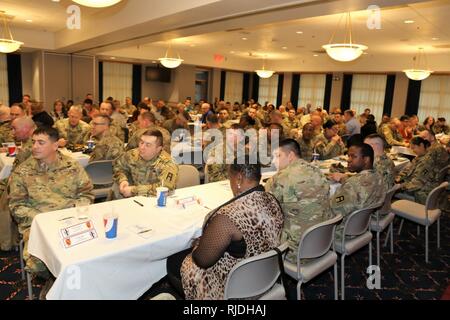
[180,191,284,300]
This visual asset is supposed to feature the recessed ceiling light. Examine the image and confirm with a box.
[432,37,439,40]
[25,19,33,23]
[404,20,415,24]
[152,61,156,63]
[230,51,235,54]
[110,57,116,60]
[241,37,247,40]
[52,0,60,2]
[282,46,287,50]
[313,54,318,57]
[296,31,303,34]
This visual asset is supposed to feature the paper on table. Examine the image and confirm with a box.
[128,224,154,239]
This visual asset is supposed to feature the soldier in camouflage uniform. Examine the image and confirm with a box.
[8,127,94,276]
[89,114,124,162]
[329,144,386,238]
[126,112,171,154]
[364,133,395,192]
[112,129,178,198]
[11,117,36,169]
[122,97,136,116]
[265,139,331,264]
[54,105,91,147]
[419,129,449,177]
[315,120,346,160]
[297,123,317,162]
[0,105,14,144]
[396,136,439,204]
[98,101,125,142]
[380,118,408,147]
[282,109,302,138]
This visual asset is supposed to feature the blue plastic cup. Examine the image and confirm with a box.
[156,187,168,207]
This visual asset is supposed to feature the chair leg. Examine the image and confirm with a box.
[19,240,25,281]
[341,254,346,300]
[398,219,404,235]
[369,241,372,267]
[417,225,420,236]
[390,222,394,254]
[26,272,33,300]
[437,218,440,248]
[296,281,303,300]
[425,225,429,263]
[376,232,380,267]
[333,262,338,300]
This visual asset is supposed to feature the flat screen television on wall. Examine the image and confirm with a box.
[145,66,171,83]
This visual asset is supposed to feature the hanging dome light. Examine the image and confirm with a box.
[403,48,433,81]
[322,43,368,62]
[159,57,184,69]
[72,0,122,7]
[403,69,432,81]
[158,43,183,69]
[322,12,367,62]
[0,12,23,54]
[255,56,275,78]
[255,69,275,78]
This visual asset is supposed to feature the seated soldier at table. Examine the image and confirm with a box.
[297,123,317,162]
[205,123,250,183]
[395,136,439,205]
[126,112,171,154]
[11,117,36,168]
[419,129,449,175]
[329,143,385,238]
[54,105,91,148]
[0,105,14,144]
[112,129,178,198]
[315,119,346,160]
[8,127,94,278]
[380,118,408,148]
[88,114,124,162]
[265,139,331,264]
[99,101,125,142]
[364,133,395,191]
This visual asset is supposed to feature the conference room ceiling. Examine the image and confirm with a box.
[3,0,450,72]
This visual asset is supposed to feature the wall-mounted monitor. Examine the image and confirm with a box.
[145,65,171,83]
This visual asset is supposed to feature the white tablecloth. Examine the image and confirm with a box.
[0,149,90,180]
[28,181,233,300]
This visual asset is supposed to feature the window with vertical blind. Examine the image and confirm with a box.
[418,75,450,121]
[102,62,132,103]
[258,74,279,106]
[224,71,243,104]
[297,74,326,109]
[0,54,9,106]
[350,74,387,122]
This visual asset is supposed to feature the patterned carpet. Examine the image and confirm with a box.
[1,211,449,300]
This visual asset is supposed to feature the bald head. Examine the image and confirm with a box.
[310,114,323,129]
[12,116,36,141]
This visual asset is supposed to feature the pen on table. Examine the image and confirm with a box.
[138,229,152,234]
[133,200,144,207]
[58,216,74,221]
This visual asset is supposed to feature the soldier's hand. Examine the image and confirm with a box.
[332,135,343,146]
[58,138,67,147]
[119,181,129,194]
[121,186,133,198]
